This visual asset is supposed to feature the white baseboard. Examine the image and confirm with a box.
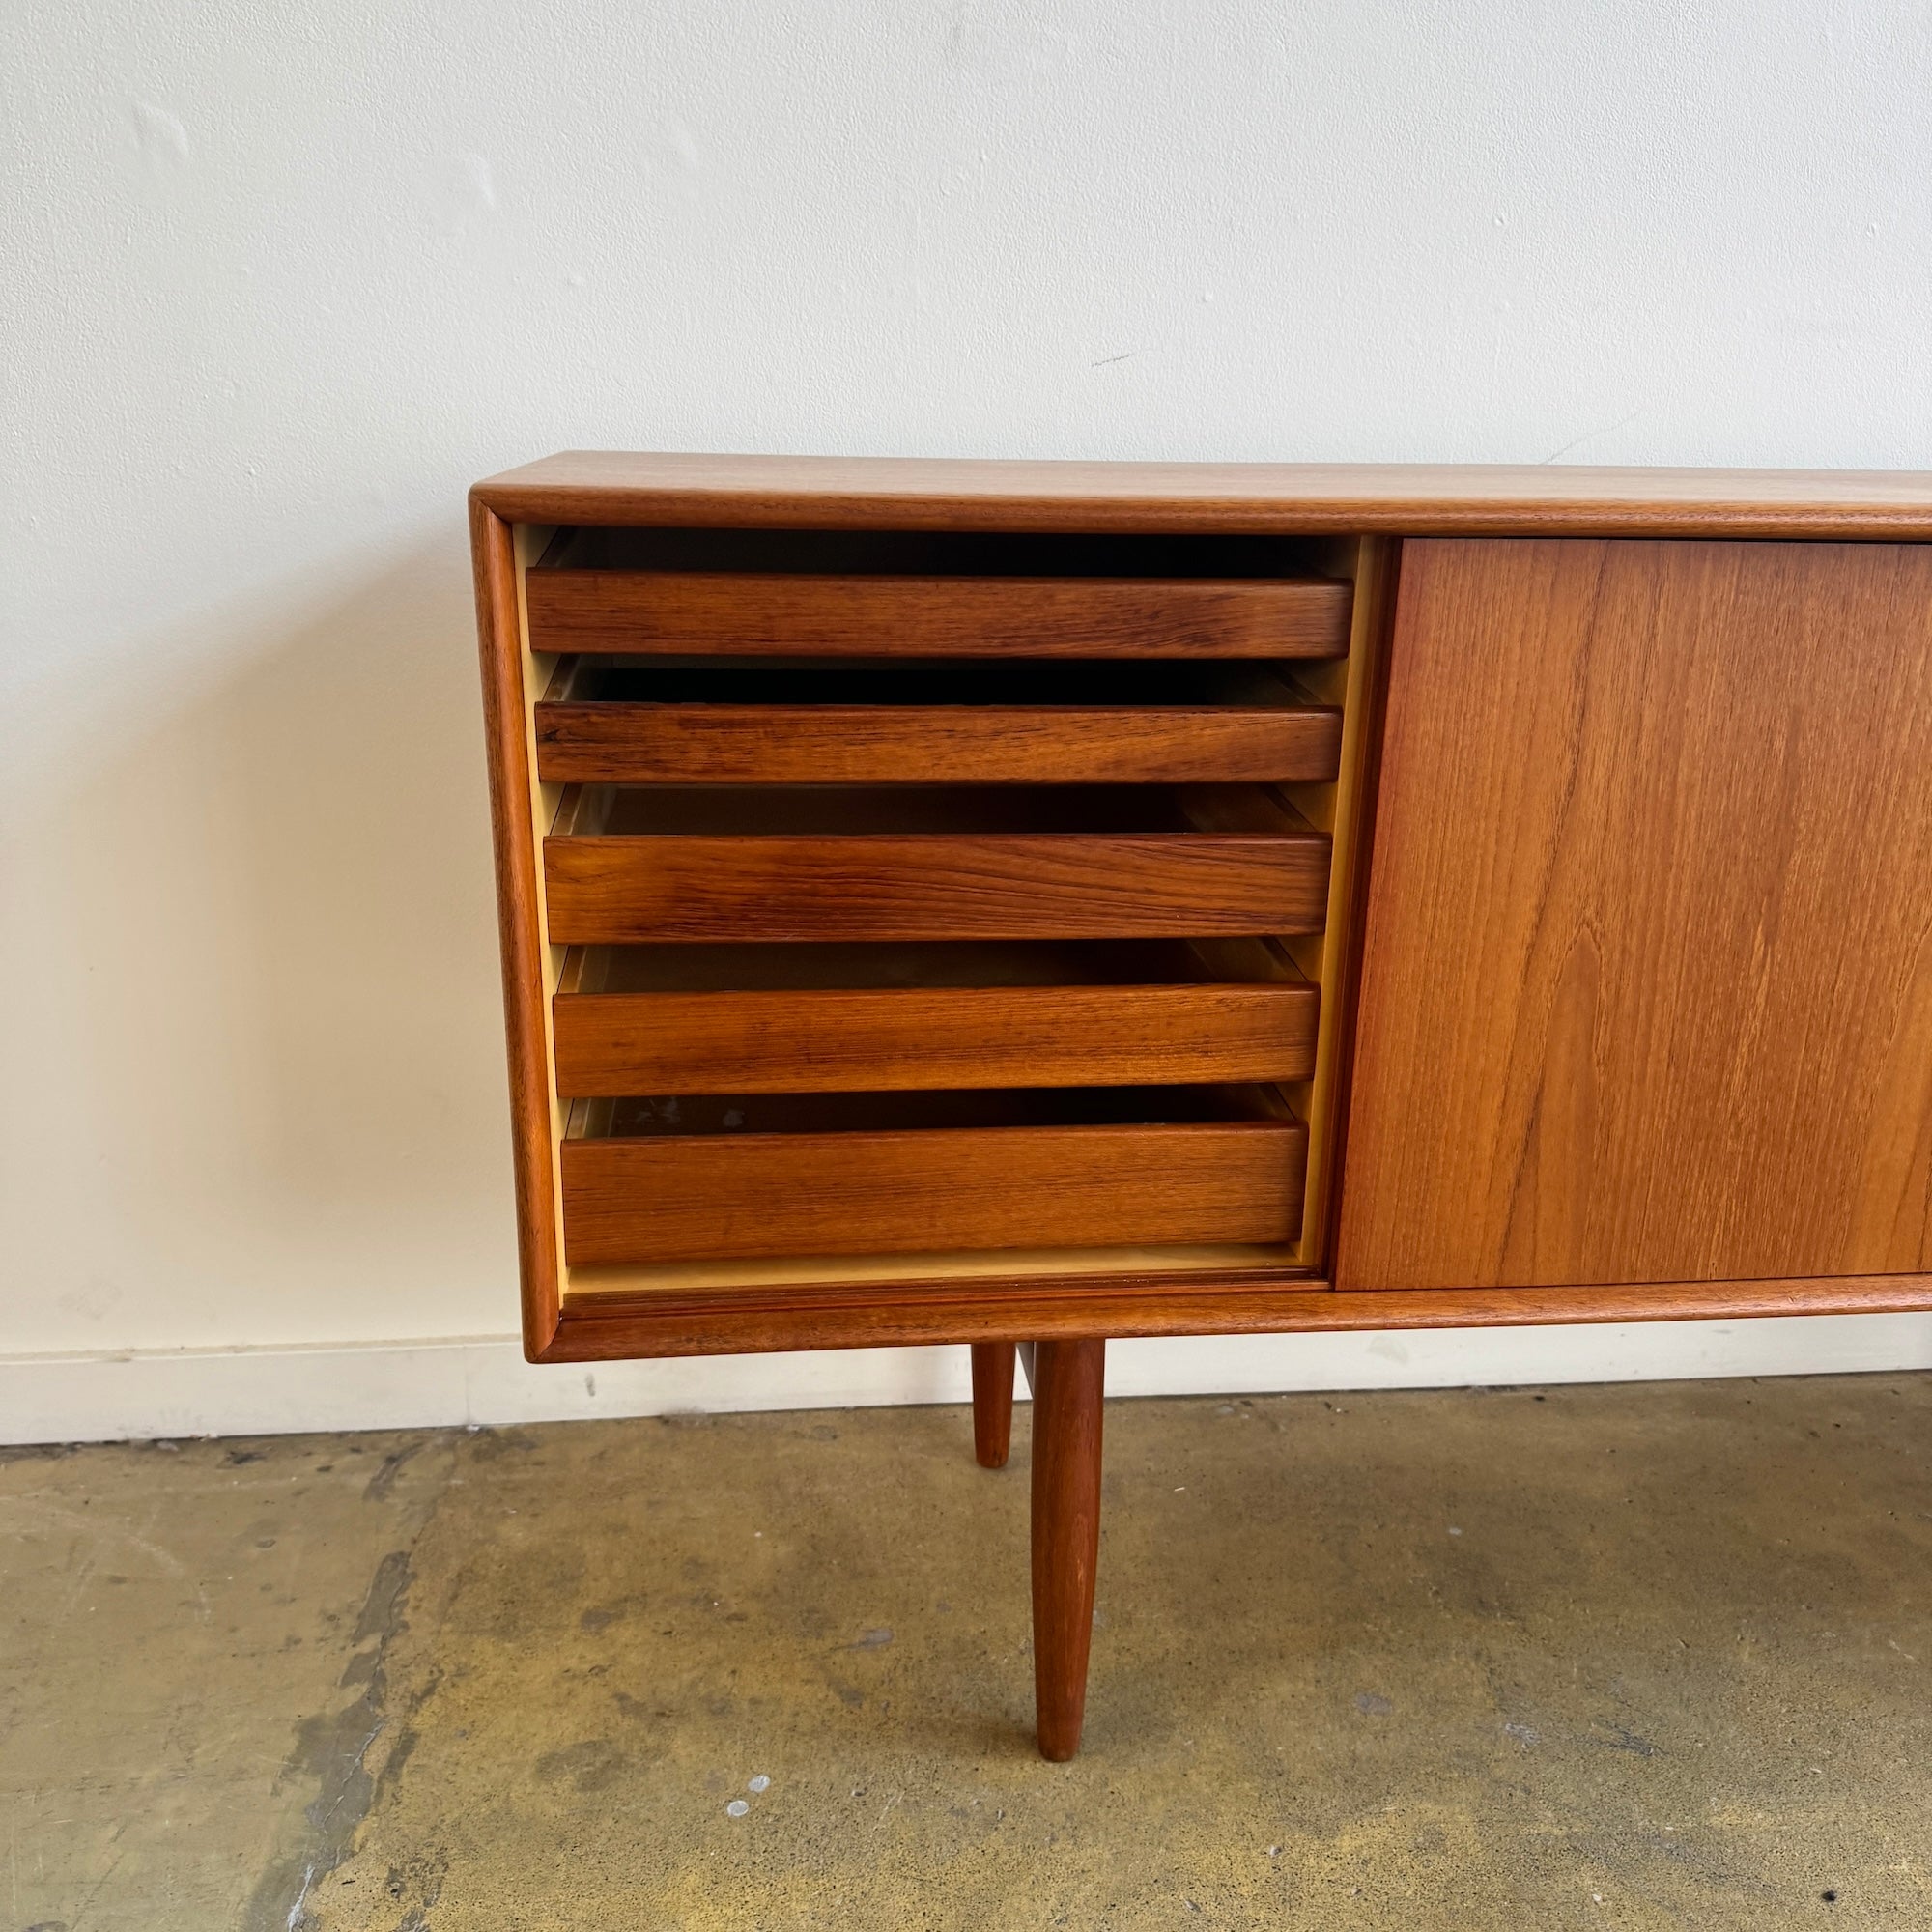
[4,1312,1930,1445]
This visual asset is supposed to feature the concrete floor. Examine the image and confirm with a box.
[2,1377,1929,1930]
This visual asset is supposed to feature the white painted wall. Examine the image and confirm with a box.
[5,1,1930,1436]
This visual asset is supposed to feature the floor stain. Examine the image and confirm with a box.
[241,1542,429,1931]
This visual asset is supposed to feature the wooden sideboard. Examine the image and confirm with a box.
[471,454,1932,1759]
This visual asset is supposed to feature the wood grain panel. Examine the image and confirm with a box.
[535,694,1342,785]
[1339,539,1932,1291]
[545,789,1326,945]
[526,569,1352,658]
[474,452,1932,540]
[545,834,1322,942]
[554,980,1319,1094]
[560,1097,1307,1265]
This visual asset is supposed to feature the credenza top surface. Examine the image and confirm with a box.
[473,451,1932,539]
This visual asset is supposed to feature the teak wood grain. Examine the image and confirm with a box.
[534,695,1343,786]
[540,1272,1932,1362]
[544,831,1329,944]
[553,980,1320,1094]
[1339,539,1932,1291]
[559,1115,1308,1265]
[475,456,1932,1366]
[970,1341,1016,1468]
[470,504,563,1355]
[1029,1338,1106,1760]
[526,568,1353,659]
[475,451,1932,540]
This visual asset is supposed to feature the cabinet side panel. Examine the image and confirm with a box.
[471,501,562,1351]
[1338,538,1932,1291]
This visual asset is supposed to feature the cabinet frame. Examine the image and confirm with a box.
[472,456,1932,1363]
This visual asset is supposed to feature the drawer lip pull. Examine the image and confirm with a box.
[526,568,1354,659]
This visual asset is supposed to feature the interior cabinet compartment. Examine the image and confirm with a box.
[526,527,1352,659]
[558,1084,1309,1264]
[553,937,1319,1094]
[542,783,1331,943]
[534,660,1344,785]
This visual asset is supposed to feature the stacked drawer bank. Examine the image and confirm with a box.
[490,509,1381,1316]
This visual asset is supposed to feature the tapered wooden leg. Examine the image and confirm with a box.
[1029,1337,1106,1761]
[970,1342,1016,1468]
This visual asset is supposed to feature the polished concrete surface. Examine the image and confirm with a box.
[3,1375,1929,1929]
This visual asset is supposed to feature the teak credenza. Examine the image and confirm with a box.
[471,454,1932,1759]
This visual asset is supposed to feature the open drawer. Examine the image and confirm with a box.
[542,783,1331,943]
[534,660,1344,785]
[558,1085,1309,1265]
[553,938,1320,1094]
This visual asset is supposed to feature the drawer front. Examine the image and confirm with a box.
[559,1117,1309,1265]
[553,980,1321,1095]
[526,568,1353,659]
[544,832,1329,944]
[534,698,1343,786]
